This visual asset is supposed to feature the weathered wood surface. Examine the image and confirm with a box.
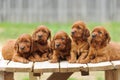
[34,61,59,73]
[5,61,33,72]
[0,60,9,71]
[47,72,73,80]
[59,61,87,72]
[87,62,114,71]
[111,60,120,69]
[0,72,14,80]
[1,60,120,72]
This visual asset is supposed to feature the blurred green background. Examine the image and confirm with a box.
[0,22,120,44]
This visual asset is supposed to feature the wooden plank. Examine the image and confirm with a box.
[47,72,73,80]
[0,60,10,71]
[59,61,87,72]
[5,61,33,72]
[111,60,120,69]
[88,61,114,71]
[34,61,59,73]
[29,72,38,80]
[0,72,4,80]
[0,72,14,80]
[105,69,118,80]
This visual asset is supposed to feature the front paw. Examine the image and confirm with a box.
[50,59,58,63]
[69,59,76,63]
[78,59,89,64]
[23,59,29,63]
[42,57,49,61]
[90,59,98,63]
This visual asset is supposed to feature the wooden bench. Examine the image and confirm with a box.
[1,52,120,80]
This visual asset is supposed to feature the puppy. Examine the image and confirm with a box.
[50,31,71,63]
[2,34,33,63]
[69,21,90,63]
[81,26,120,63]
[29,25,51,62]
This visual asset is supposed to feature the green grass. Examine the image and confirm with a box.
[0,22,120,44]
[68,78,78,80]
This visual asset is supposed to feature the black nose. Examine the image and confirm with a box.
[71,31,75,35]
[56,43,60,47]
[38,35,42,38]
[92,34,96,38]
[20,46,25,50]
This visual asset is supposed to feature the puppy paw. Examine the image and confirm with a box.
[42,57,49,61]
[23,59,29,63]
[77,60,89,64]
[50,59,58,63]
[68,59,76,63]
[90,59,98,63]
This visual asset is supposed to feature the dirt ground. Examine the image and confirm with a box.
[0,44,104,80]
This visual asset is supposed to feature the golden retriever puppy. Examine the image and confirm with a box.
[69,21,90,63]
[50,31,71,63]
[29,25,51,62]
[2,34,33,63]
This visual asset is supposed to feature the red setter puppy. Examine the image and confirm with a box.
[50,31,71,63]
[2,34,33,63]
[69,21,90,63]
[81,26,120,63]
[29,25,51,62]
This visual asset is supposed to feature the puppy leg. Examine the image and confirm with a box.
[29,53,42,62]
[42,53,49,61]
[77,52,88,63]
[12,55,29,63]
[69,51,77,63]
[91,56,109,63]
[50,51,59,63]
[66,55,71,61]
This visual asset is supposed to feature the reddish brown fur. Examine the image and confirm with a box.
[50,31,71,63]
[81,26,120,63]
[2,34,33,63]
[29,25,51,62]
[69,21,90,63]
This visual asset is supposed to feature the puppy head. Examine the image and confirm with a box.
[32,25,51,44]
[52,31,71,51]
[14,34,33,55]
[71,21,90,41]
[91,26,111,46]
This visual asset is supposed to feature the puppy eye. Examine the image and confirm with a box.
[61,38,65,40]
[42,30,47,33]
[98,31,102,34]
[77,27,81,29]
[24,41,29,43]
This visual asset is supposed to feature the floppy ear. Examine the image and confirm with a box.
[66,36,71,51]
[30,38,34,53]
[48,30,51,41]
[105,32,111,43]
[101,31,111,47]
[51,37,55,50]
[83,28,90,41]
[32,29,38,41]
[14,40,19,53]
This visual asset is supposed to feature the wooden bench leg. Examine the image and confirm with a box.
[105,69,120,80]
[0,72,14,80]
[29,72,38,80]
[47,72,73,80]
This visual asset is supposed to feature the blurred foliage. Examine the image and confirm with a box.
[0,22,120,44]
